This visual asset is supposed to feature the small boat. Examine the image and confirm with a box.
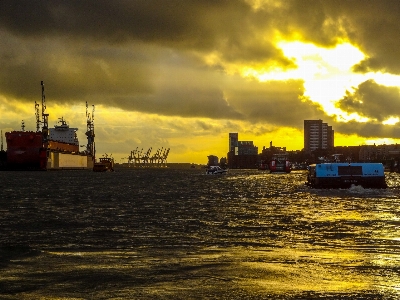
[306,162,387,188]
[93,156,114,172]
[206,166,227,175]
[269,154,291,173]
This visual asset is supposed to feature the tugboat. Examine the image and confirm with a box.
[93,154,114,172]
[306,162,387,188]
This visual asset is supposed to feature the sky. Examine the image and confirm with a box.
[2,0,400,164]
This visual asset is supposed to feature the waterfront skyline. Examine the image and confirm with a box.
[2,1,400,163]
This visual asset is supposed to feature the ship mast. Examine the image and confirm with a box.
[41,81,49,143]
[85,102,95,158]
[1,130,3,151]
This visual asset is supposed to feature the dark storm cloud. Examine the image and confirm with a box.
[336,80,400,122]
[111,88,243,120]
[0,21,320,124]
[334,79,400,139]
[0,0,299,123]
[2,0,400,73]
[225,79,327,128]
[0,0,292,66]
[340,2,400,73]
[0,30,155,101]
[335,120,400,139]
[106,78,328,125]
[0,0,215,44]
[2,0,400,131]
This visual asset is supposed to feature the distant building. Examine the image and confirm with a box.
[259,141,289,163]
[359,144,400,161]
[304,120,334,152]
[229,133,238,152]
[207,155,219,166]
[227,133,258,168]
[236,141,258,155]
[333,146,361,162]
[220,157,227,168]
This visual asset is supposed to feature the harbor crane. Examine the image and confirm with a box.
[127,146,170,167]
[85,102,95,158]
[141,147,152,165]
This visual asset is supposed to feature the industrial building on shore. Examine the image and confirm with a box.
[227,133,259,169]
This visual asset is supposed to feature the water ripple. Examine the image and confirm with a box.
[0,168,399,298]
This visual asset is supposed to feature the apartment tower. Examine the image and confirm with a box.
[304,120,334,152]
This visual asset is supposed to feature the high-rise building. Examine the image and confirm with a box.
[229,133,238,152]
[304,120,334,152]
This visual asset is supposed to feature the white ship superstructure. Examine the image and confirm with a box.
[49,117,79,145]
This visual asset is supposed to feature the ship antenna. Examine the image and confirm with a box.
[41,81,49,142]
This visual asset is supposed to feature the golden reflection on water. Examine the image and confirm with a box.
[237,248,370,293]
[2,169,400,298]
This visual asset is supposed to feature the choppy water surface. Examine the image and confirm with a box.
[1,168,400,299]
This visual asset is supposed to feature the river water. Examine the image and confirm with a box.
[1,168,400,299]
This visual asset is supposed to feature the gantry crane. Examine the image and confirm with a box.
[127,146,170,167]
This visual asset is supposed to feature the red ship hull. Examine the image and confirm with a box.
[4,131,83,170]
[5,131,47,170]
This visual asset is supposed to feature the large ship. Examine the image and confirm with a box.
[3,81,96,170]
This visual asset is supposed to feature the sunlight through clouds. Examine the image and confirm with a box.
[255,42,368,120]
[367,72,400,87]
[382,117,399,126]
[4,1,400,162]
[243,40,400,124]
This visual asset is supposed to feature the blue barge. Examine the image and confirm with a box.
[306,163,387,189]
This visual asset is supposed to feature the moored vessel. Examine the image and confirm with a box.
[2,81,96,170]
[306,162,387,188]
